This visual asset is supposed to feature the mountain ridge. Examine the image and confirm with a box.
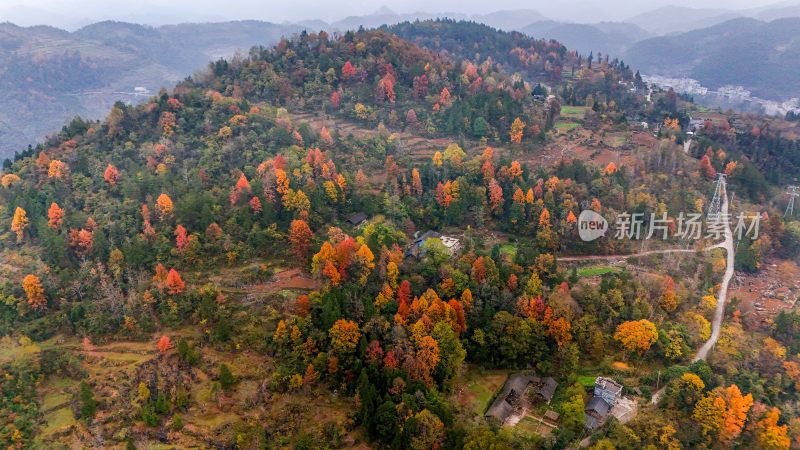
[624,16,800,100]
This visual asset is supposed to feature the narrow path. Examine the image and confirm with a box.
[693,179,734,362]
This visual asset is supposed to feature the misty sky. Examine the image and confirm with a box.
[0,0,790,28]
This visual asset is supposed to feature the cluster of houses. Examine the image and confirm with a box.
[485,375,625,432]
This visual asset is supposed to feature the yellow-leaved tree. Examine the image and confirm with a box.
[11,206,28,242]
[613,319,658,355]
[329,319,360,355]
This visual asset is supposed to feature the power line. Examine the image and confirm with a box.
[708,173,727,219]
[785,186,799,217]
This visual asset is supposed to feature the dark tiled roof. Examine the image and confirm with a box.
[416,230,442,242]
[485,374,534,423]
[529,376,557,401]
[347,212,368,225]
[538,377,558,401]
[586,396,611,416]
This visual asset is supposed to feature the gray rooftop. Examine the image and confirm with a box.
[586,396,611,416]
[485,374,534,424]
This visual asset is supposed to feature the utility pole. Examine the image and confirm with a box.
[785,186,799,217]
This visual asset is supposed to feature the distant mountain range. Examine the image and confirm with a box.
[0,20,303,159]
[623,6,741,35]
[624,17,800,100]
[519,21,649,57]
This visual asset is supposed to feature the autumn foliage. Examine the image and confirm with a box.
[104,164,121,185]
[155,193,174,221]
[68,228,94,256]
[47,202,64,230]
[288,219,313,262]
[165,269,186,295]
[329,319,361,354]
[175,225,189,252]
[0,24,793,449]
[11,206,28,241]
[510,117,525,144]
[22,274,46,310]
[156,335,172,353]
[700,155,717,179]
[613,319,658,354]
[754,407,790,450]
[693,384,753,444]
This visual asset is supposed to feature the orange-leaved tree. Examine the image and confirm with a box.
[155,193,174,221]
[47,160,67,179]
[68,228,94,257]
[700,155,717,179]
[415,335,441,386]
[22,274,46,310]
[754,407,790,450]
[47,202,64,230]
[661,276,678,312]
[488,179,503,214]
[693,384,753,444]
[288,219,313,263]
[510,117,525,144]
[165,268,185,295]
[156,335,172,353]
[104,164,121,185]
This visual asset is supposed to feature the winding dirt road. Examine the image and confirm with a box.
[693,178,735,362]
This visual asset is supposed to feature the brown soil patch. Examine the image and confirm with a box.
[243,268,318,295]
[733,258,800,329]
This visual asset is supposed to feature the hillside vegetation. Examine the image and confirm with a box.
[1,20,800,450]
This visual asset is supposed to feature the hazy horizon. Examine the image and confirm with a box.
[0,0,795,29]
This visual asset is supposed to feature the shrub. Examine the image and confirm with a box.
[219,363,236,390]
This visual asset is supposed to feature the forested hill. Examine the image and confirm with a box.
[2,20,800,450]
[386,20,640,109]
[1,22,616,295]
